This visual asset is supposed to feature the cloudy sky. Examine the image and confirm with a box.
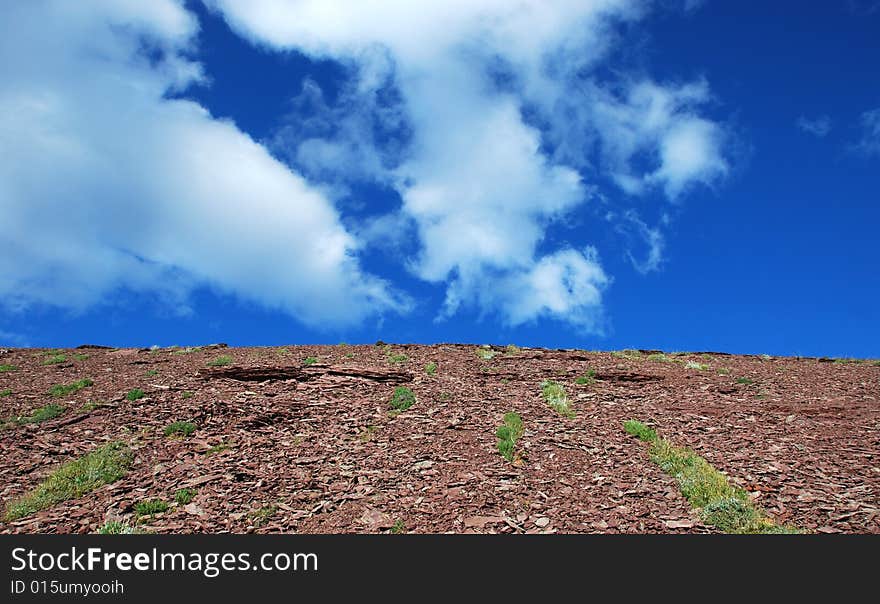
[1,1,878,356]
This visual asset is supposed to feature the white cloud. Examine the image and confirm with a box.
[615,211,666,274]
[797,115,832,138]
[208,0,728,328]
[857,108,880,155]
[0,1,406,326]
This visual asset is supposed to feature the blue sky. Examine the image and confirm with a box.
[1,0,878,357]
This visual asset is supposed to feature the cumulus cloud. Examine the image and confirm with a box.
[207,0,728,329]
[0,1,406,326]
[857,108,880,155]
[797,115,832,138]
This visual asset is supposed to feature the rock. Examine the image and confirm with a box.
[534,517,550,527]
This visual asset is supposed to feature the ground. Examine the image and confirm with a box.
[0,344,877,534]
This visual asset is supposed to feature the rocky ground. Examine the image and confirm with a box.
[0,344,877,534]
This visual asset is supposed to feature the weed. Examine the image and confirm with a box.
[145,369,158,377]
[134,499,169,516]
[685,361,708,371]
[575,370,596,385]
[388,353,408,363]
[205,442,230,455]
[496,412,524,462]
[207,355,232,367]
[249,504,277,527]
[647,353,670,363]
[736,377,755,386]
[303,356,318,365]
[174,488,197,505]
[0,364,17,372]
[4,403,66,427]
[79,400,104,413]
[42,354,67,365]
[476,347,496,360]
[611,349,641,361]
[717,368,731,376]
[390,386,416,411]
[0,389,11,397]
[359,425,379,442]
[97,520,141,535]
[164,421,196,437]
[541,380,573,417]
[391,519,406,534]
[623,419,656,442]
[126,389,145,401]
[73,353,89,361]
[182,391,193,399]
[49,378,94,397]
[425,362,437,375]
[505,344,521,354]
[760,354,772,361]
[4,442,133,520]
[624,420,799,534]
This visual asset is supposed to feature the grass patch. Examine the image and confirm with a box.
[303,356,318,365]
[73,353,89,361]
[134,499,169,516]
[174,488,197,505]
[182,391,193,399]
[205,442,229,455]
[717,368,731,375]
[4,403,66,428]
[623,419,656,442]
[424,362,437,375]
[248,504,278,528]
[476,347,496,360]
[541,380,574,417]
[97,520,141,535]
[42,354,67,365]
[4,442,133,520]
[164,421,196,437]
[0,364,17,372]
[79,400,105,413]
[575,369,597,385]
[206,355,232,367]
[387,353,408,363]
[390,519,406,534]
[647,353,671,363]
[505,344,521,354]
[49,378,94,398]
[390,386,416,411]
[685,361,708,371]
[0,389,11,397]
[126,388,145,401]
[145,369,158,377]
[736,377,755,386]
[496,412,523,462]
[624,420,798,534]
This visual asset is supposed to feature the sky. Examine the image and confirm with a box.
[0,0,878,357]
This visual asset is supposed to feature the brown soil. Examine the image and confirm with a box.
[1,345,877,534]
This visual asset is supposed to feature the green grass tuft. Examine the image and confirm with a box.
[0,389,11,397]
[505,344,521,354]
[126,388,145,401]
[4,442,133,520]
[496,412,524,462]
[97,520,142,534]
[134,498,169,516]
[145,369,158,377]
[476,347,496,360]
[736,377,755,385]
[389,386,416,411]
[390,519,406,534]
[182,391,193,399]
[42,354,67,365]
[164,421,196,437]
[0,364,17,372]
[424,362,437,375]
[684,361,709,370]
[575,369,597,385]
[205,443,229,455]
[206,355,232,367]
[49,378,94,398]
[303,356,318,365]
[541,380,574,417]
[174,488,197,505]
[624,419,657,442]
[388,353,408,363]
[4,403,66,428]
[647,353,670,363]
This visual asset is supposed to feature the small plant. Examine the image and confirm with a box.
[647,353,670,363]
[42,354,67,365]
[49,378,94,397]
[174,488,197,505]
[736,377,755,386]
[505,344,521,354]
[182,391,194,399]
[476,347,496,360]
[145,369,158,377]
[206,355,232,367]
[684,361,708,371]
[164,421,196,437]
[73,353,89,361]
[496,412,524,462]
[575,370,597,385]
[390,519,406,534]
[359,425,379,442]
[624,419,657,442]
[390,386,416,411]
[0,389,11,397]
[205,442,230,455]
[126,388,145,401]
[717,368,731,375]
[388,353,408,363]
[541,380,573,417]
[4,403,66,428]
[249,504,278,527]
[134,498,169,516]
[97,520,140,534]
[424,362,437,375]
[4,442,133,520]
[79,400,104,413]
[760,354,772,361]
[303,356,318,365]
[0,364,17,372]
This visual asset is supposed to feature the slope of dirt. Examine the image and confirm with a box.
[0,345,877,534]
